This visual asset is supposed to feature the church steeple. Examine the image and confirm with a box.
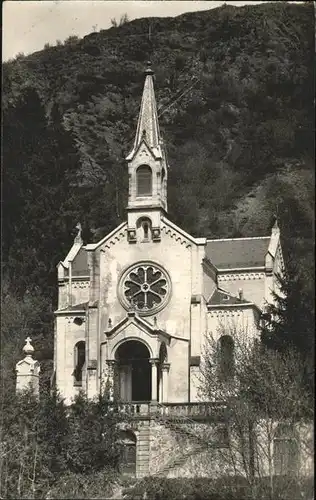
[126,62,162,160]
[125,62,168,242]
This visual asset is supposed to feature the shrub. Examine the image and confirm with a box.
[123,476,252,500]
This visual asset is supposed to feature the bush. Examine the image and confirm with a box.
[123,476,314,500]
[123,476,252,500]
[0,388,121,499]
[46,470,119,499]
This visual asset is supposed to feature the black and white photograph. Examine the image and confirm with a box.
[2,1,314,499]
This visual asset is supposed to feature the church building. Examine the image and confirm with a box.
[51,62,288,477]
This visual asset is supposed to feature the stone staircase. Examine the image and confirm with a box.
[152,402,228,474]
[137,420,150,477]
[154,444,207,477]
[121,402,229,497]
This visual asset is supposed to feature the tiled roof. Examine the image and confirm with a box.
[206,237,270,269]
[208,289,249,306]
[72,248,89,276]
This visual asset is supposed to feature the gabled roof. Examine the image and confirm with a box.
[162,216,206,246]
[103,311,171,345]
[206,237,270,270]
[85,221,127,251]
[72,247,89,276]
[61,241,82,269]
[208,289,249,306]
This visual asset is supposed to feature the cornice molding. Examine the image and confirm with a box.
[58,275,90,283]
[208,308,249,318]
[103,229,127,249]
[161,226,192,248]
[54,309,86,316]
[84,222,127,251]
[218,272,265,281]
[217,266,265,273]
[161,216,205,247]
[72,281,90,289]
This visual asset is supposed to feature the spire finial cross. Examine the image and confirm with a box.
[23,337,34,356]
[145,60,154,75]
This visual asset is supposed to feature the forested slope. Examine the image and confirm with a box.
[2,2,314,383]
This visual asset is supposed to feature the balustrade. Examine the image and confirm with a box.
[108,401,227,419]
[116,401,151,415]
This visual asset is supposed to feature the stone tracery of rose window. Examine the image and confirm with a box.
[122,264,169,313]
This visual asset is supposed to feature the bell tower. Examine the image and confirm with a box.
[126,62,168,243]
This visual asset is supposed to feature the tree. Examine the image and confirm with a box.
[0,388,42,499]
[260,259,315,397]
[199,323,313,500]
[0,387,120,499]
[111,13,129,28]
[65,390,121,474]
[3,90,81,300]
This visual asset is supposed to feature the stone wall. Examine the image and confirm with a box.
[207,307,259,344]
[55,314,86,403]
[143,418,314,480]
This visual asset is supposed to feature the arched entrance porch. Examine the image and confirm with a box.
[115,340,151,402]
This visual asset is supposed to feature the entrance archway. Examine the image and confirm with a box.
[115,340,151,402]
[118,430,137,475]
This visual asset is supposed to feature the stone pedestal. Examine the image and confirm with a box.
[16,337,40,395]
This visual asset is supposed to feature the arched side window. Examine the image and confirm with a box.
[136,165,152,196]
[273,424,299,476]
[218,335,235,382]
[159,342,168,364]
[118,430,137,475]
[73,341,85,386]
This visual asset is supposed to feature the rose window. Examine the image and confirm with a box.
[120,263,170,314]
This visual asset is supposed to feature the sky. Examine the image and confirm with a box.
[2,0,272,61]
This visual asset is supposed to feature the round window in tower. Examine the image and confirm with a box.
[118,262,171,316]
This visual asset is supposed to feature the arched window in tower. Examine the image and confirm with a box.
[273,424,299,476]
[136,217,152,242]
[73,341,85,386]
[136,165,152,196]
[218,335,235,382]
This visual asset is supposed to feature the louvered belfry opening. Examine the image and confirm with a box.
[136,165,152,196]
[115,340,151,402]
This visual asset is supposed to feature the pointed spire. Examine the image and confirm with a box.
[127,61,162,160]
[271,215,280,235]
[74,222,83,244]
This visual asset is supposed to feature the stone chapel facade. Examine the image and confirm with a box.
[51,63,296,478]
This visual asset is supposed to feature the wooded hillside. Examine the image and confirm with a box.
[2,2,314,382]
